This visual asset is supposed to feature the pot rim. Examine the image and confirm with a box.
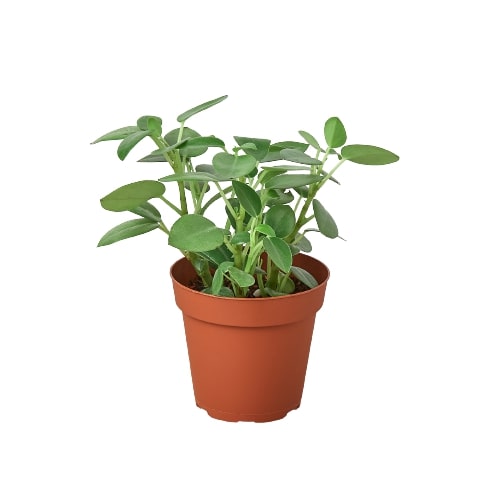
[169,253,330,302]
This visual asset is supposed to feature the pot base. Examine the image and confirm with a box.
[197,402,300,423]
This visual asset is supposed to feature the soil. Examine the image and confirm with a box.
[188,274,310,298]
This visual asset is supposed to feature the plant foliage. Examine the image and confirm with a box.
[92,96,399,297]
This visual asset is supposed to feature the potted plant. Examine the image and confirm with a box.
[92,95,399,422]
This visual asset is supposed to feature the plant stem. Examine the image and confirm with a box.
[159,195,183,215]
[199,186,233,215]
[158,221,170,235]
[215,182,238,220]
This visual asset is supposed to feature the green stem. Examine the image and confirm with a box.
[158,221,170,235]
[159,196,183,216]
[215,182,238,220]
[195,182,209,213]
[200,186,233,215]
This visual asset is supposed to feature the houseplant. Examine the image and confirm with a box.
[92,95,399,422]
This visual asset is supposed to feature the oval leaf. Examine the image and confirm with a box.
[158,172,217,182]
[211,267,225,295]
[169,215,224,252]
[97,219,158,247]
[295,234,313,253]
[255,224,276,237]
[261,164,312,171]
[341,145,399,165]
[185,136,225,148]
[263,237,292,273]
[234,136,271,161]
[232,232,251,244]
[100,180,166,212]
[280,276,295,294]
[177,95,228,123]
[313,199,338,238]
[117,130,151,160]
[129,201,162,222]
[196,164,216,175]
[92,126,139,144]
[164,127,199,144]
[213,153,256,179]
[290,266,318,289]
[137,116,162,136]
[280,148,323,165]
[324,117,347,148]
[298,130,323,151]
[271,141,308,152]
[265,174,323,190]
[228,267,255,287]
[138,150,168,162]
[231,181,262,217]
[265,205,295,238]
[164,127,207,157]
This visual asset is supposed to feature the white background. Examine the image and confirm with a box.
[1,0,499,498]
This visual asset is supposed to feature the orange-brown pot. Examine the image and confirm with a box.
[170,253,330,423]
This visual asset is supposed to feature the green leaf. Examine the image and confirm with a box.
[213,153,256,179]
[280,276,295,294]
[138,150,168,162]
[261,142,309,162]
[295,234,312,253]
[280,148,323,165]
[196,164,216,175]
[211,261,233,295]
[137,116,162,136]
[164,127,207,157]
[290,266,318,289]
[177,95,228,123]
[100,180,166,212]
[117,130,151,160]
[261,164,312,171]
[231,181,262,217]
[266,189,294,206]
[204,285,234,297]
[164,127,199,144]
[255,224,276,237]
[271,141,308,152]
[185,136,225,149]
[225,198,252,228]
[324,117,347,148]
[92,126,139,144]
[211,268,224,295]
[196,245,233,266]
[264,205,295,238]
[228,267,255,287]
[162,140,190,153]
[293,185,309,198]
[341,145,399,165]
[97,219,158,247]
[158,172,217,182]
[265,174,323,190]
[237,142,257,150]
[232,232,251,244]
[169,215,224,252]
[299,130,324,151]
[313,199,338,238]
[234,136,271,161]
[129,201,162,222]
[263,237,292,273]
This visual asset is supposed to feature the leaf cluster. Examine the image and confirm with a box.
[93,95,399,297]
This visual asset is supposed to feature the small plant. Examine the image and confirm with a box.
[93,95,399,297]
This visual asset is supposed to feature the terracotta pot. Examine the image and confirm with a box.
[170,253,330,422]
